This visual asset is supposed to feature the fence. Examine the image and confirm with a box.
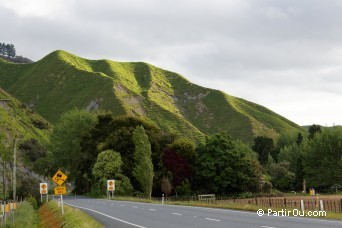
[152,195,342,213]
[217,197,342,213]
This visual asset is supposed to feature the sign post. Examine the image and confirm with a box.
[52,170,68,215]
[107,180,115,199]
[40,183,48,202]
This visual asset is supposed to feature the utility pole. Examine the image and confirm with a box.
[13,139,17,201]
[3,159,5,200]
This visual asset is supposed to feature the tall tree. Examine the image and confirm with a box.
[49,109,97,180]
[132,125,154,198]
[252,136,274,165]
[308,124,322,140]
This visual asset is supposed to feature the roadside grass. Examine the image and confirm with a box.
[40,200,103,228]
[5,201,39,228]
[107,196,342,220]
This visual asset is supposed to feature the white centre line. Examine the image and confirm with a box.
[120,205,125,207]
[172,213,183,216]
[261,226,277,228]
[205,218,221,222]
[110,204,115,206]
[102,203,106,204]
[133,206,138,208]
[149,209,156,211]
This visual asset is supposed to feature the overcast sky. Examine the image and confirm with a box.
[1,0,341,126]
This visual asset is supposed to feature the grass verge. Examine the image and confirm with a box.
[39,200,103,228]
[5,201,39,228]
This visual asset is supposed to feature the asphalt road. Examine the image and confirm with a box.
[63,196,342,228]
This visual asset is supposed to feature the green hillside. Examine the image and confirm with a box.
[0,50,304,142]
[0,87,51,144]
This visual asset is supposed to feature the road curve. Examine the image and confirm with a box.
[63,196,342,228]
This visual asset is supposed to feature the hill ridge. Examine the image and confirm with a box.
[0,50,304,142]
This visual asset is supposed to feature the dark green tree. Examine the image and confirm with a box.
[92,150,133,195]
[252,136,274,165]
[49,109,97,180]
[78,114,173,194]
[303,128,342,189]
[308,124,321,140]
[133,126,154,198]
[267,161,295,191]
[196,133,262,194]
[296,133,303,145]
[5,44,15,57]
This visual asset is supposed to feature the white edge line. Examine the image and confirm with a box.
[205,218,221,222]
[64,202,147,228]
[84,198,342,225]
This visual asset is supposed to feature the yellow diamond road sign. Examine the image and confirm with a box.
[54,186,67,195]
[52,170,68,186]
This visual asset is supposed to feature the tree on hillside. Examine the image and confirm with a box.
[252,136,274,165]
[92,150,133,195]
[308,124,321,140]
[303,128,342,189]
[0,43,16,57]
[133,125,154,198]
[196,133,262,194]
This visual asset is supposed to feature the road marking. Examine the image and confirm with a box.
[261,226,277,228]
[120,205,125,207]
[110,204,115,206]
[149,209,156,211]
[102,202,106,204]
[133,206,138,208]
[94,199,342,225]
[64,203,147,228]
[205,218,221,222]
[172,213,183,216]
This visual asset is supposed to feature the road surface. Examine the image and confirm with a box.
[63,196,342,228]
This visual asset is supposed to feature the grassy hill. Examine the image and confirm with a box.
[0,50,304,143]
[0,87,51,145]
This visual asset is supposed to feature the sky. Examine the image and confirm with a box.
[0,0,341,126]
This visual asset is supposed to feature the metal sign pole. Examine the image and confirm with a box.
[60,194,64,215]
[46,193,48,202]
[41,194,42,203]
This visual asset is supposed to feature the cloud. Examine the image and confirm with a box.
[0,0,341,125]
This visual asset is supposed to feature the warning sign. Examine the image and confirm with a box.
[107,180,115,191]
[52,170,68,186]
[40,183,48,194]
[54,186,67,195]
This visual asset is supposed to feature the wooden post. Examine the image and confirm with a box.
[303,179,306,194]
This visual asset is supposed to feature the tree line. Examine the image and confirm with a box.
[18,109,342,198]
[0,42,16,57]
